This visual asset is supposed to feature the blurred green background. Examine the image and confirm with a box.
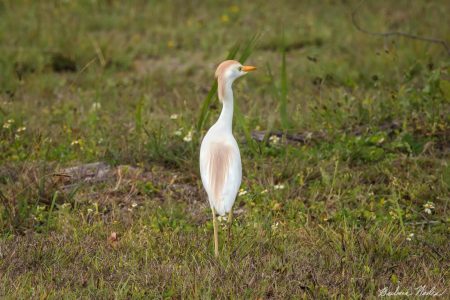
[0,0,449,298]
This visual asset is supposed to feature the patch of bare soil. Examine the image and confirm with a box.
[1,162,208,225]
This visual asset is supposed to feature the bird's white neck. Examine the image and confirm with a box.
[216,80,234,132]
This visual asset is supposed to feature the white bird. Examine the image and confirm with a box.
[200,60,256,257]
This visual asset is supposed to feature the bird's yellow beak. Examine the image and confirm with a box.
[241,65,256,72]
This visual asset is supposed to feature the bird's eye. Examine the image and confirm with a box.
[238,66,242,71]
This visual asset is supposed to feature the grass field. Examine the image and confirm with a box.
[0,0,449,298]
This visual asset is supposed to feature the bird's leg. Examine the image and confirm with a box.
[227,208,233,242]
[212,207,219,258]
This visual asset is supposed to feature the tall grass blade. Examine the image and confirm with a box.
[235,34,260,154]
[279,33,291,130]
[265,33,291,131]
[234,104,257,155]
[135,97,144,136]
[238,33,260,63]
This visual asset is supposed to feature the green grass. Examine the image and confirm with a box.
[0,0,449,298]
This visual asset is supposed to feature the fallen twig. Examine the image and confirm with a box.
[251,121,401,144]
[251,130,326,144]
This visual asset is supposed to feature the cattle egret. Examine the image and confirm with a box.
[200,60,256,257]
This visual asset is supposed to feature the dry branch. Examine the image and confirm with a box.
[351,0,450,55]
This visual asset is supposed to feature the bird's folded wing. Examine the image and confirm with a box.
[205,142,233,206]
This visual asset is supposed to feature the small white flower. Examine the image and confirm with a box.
[423,202,435,214]
[183,130,193,142]
[269,135,280,145]
[406,233,414,241]
[238,189,248,196]
[90,102,101,112]
[170,114,179,120]
[274,184,285,190]
[87,208,93,214]
[61,203,71,209]
[271,222,279,231]
[261,189,268,194]
[217,215,226,222]
[2,119,14,129]
[423,202,434,209]
[71,139,82,146]
[16,126,26,132]
[174,128,183,136]
[131,202,138,208]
